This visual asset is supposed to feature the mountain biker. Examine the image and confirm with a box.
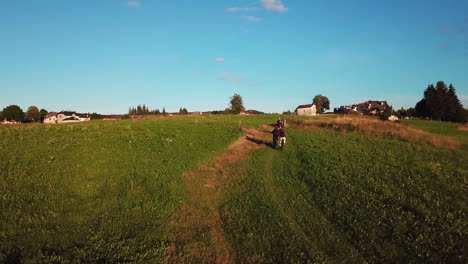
[272,125,280,146]
[277,119,284,128]
[278,127,287,149]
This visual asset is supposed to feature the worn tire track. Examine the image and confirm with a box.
[168,127,272,263]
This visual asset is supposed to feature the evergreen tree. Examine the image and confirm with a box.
[415,81,466,122]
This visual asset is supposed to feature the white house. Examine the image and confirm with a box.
[44,111,90,124]
[44,113,58,124]
[296,104,317,116]
[388,115,399,121]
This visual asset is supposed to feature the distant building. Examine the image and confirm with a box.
[44,113,58,124]
[296,104,317,116]
[239,110,256,115]
[44,111,91,124]
[388,115,399,121]
[334,100,388,115]
[77,113,91,122]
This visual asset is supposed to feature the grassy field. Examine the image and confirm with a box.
[0,116,269,263]
[1,115,467,263]
[401,119,468,146]
[222,126,467,262]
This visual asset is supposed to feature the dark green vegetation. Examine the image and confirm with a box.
[1,105,25,122]
[1,116,467,263]
[222,118,467,263]
[415,81,467,123]
[0,116,269,263]
[312,94,330,114]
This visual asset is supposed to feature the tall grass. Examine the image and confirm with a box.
[289,116,460,149]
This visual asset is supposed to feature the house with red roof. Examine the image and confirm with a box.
[239,110,256,115]
[296,104,317,116]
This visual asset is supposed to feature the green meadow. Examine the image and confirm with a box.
[1,115,467,263]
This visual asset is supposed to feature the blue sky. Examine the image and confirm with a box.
[1,0,467,114]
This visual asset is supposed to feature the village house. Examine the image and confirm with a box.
[335,100,388,115]
[296,104,317,116]
[43,113,58,124]
[44,111,90,124]
[239,110,256,115]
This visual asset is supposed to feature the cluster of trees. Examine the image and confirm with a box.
[128,105,165,115]
[128,105,191,116]
[415,81,467,123]
[393,107,416,119]
[1,105,48,122]
[178,108,189,115]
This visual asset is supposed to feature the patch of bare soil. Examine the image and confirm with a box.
[458,125,468,131]
[168,127,271,263]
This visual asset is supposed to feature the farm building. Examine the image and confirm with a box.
[44,111,90,124]
[296,104,317,116]
[240,110,256,115]
[334,100,388,115]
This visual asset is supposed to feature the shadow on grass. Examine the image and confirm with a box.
[245,135,276,149]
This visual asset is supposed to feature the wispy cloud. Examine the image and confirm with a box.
[260,0,288,13]
[215,58,225,62]
[226,7,257,12]
[220,71,244,84]
[221,71,231,80]
[127,1,141,8]
[230,77,244,84]
[243,16,261,22]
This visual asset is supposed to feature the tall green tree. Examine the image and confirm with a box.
[313,95,330,114]
[229,93,245,114]
[26,106,41,122]
[2,105,25,122]
[415,81,466,122]
[39,109,48,118]
[90,113,103,120]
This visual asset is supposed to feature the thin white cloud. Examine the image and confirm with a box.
[215,58,225,62]
[260,0,288,13]
[243,16,261,22]
[127,1,141,7]
[220,71,245,84]
[230,77,244,84]
[221,71,231,80]
[127,1,141,8]
[226,7,257,12]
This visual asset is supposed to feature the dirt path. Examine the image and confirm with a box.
[168,127,272,263]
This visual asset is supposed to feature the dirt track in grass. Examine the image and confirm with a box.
[168,127,272,263]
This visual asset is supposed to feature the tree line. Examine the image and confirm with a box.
[392,81,467,122]
[1,105,48,122]
[128,105,190,116]
[415,81,467,123]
